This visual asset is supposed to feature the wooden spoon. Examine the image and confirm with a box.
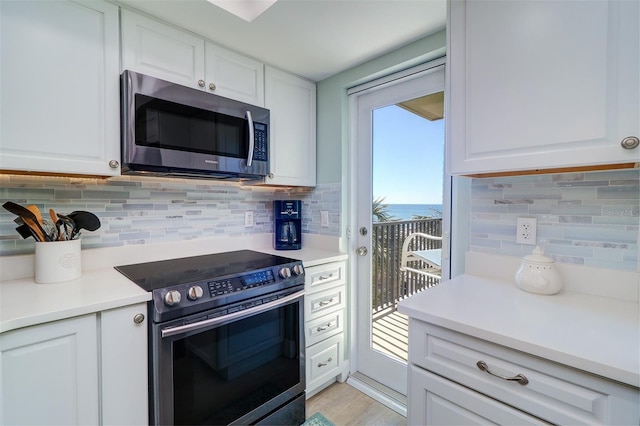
[49,208,62,241]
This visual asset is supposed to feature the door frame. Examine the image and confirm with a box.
[346,58,451,411]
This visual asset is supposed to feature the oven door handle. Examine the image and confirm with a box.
[161,289,304,338]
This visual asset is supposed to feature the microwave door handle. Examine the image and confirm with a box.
[245,110,254,167]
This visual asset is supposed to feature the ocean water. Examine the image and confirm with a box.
[378,204,442,221]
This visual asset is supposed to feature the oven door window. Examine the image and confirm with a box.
[134,94,249,158]
[172,303,301,425]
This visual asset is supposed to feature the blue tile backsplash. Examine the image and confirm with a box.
[469,168,639,271]
[0,175,341,256]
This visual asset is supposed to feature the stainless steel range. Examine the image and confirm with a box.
[115,250,306,426]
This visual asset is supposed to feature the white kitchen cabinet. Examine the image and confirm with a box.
[121,10,264,106]
[304,260,348,397]
[0,314,100,425]
[264,66,317,187]
[407,320,640,425]
[100,303,148,425]
[0,0,120,176]
[448,0,640,175]
[0,303,149,426]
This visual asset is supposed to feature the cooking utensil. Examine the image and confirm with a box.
[15,223,36,239]
[2,202,52,242]
[56,213,76,241]
[49,209,62,241]
[68,211,101,231]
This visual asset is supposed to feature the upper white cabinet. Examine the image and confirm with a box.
[448,0,640,175]
[121,10,264,106]
[0,0,120,176]
[265,66,317,187]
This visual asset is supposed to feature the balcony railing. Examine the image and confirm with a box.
[371,218,442,313]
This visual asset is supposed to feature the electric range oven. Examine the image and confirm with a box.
[115,250,306,426]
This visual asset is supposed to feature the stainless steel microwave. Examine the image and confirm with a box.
[121,70,269,180]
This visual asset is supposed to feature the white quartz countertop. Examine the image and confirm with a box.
[1,237,346,334]
[0,268,151,334]
[398,274,640,388]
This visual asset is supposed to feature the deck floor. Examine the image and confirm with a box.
[372,307,409,362]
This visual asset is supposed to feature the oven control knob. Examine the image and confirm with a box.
[164,290,182,306]
[187,285,204,301]
[279,267,292,279]
[292,264,304,276]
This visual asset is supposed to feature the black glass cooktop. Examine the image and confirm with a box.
[115,249,300,292]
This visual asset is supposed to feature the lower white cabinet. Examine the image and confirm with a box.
[304,260,348,397]
[407,320,640,425]
[0,303,148,425]
[0,314,100,425]
[101,303,148,425]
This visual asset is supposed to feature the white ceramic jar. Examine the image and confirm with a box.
[514,246,563,295]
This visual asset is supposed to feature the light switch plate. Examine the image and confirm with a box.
[321,211,329,227]
[244,211,254,227]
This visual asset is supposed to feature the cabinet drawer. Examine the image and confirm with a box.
[305,309,344,347]
[305,261,346,293]
[409,366,549,425]
[410,321,640,425]
[305,285,345,320]
[306,334,344,390]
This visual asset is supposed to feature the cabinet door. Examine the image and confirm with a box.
[449,0,640,174]
[121,9,205,88]
[0,0,120,176]
[100,303,148,425]
[0,315,99,425]
[265,66,317,187]
[205,43,265,106]
[408,366,549,425]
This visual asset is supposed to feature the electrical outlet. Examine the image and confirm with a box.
[321,210,329,227]
[244,211,254,227]
[516,217,537,245]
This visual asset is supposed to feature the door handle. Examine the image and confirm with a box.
[356,246,368,256]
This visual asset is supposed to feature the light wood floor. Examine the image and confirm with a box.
[306,382,406,426]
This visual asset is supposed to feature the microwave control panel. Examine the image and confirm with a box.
[253,122,268,161]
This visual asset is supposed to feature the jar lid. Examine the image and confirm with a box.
[523,246,554,263]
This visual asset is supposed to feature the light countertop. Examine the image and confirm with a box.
[1,236,346,334]
[0,268,151,334]
[398,274,640,388]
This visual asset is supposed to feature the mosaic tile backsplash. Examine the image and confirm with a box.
[0,175,341,256]
[469,168,639,271]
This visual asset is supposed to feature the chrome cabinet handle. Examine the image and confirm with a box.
[318,298,334,307]
[209,82,216,91]
[316,322,334,332]
[198,79,205,87]
[476,361,529,385]
[318,273,334,281]
[133,313,145,324]
[621,136,639,150]
[318,357,333,367]
[108,160,119,168]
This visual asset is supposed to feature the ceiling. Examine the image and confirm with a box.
[116,0,447,82]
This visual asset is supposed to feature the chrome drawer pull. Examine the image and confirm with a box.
[318,273,334,281]
[476,361,529,385]
[318,357,333,367]
[318,298,334,307]
[316,322,334,332]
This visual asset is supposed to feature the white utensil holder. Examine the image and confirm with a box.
[35,239,81,284]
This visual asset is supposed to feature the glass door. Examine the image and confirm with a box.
[351,65,445,397]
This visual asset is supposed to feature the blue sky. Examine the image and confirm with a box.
[373,105,444,204]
